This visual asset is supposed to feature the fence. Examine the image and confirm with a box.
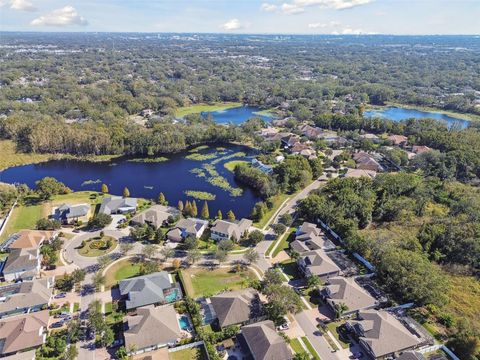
[418,344,461,360]
[0,201,16,242]
[168,340,205,353]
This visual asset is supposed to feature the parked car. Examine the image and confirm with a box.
[50,321,64,328]
[276,323,289,331]
[55,293,66,299]
[350,352,363,359]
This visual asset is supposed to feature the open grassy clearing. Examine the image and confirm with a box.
[326,321,350,349]
[104,258,142,289]
[180,267,257,298]
[0,140,64,171]
[301,337,322,360]
[175,102,242,118]
[289,338,305,354]
[169,345,208,360]
[267,227,295,258]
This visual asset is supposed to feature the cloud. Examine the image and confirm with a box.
[220,18,245,31]
[281,3,305,14]
[308,20,340,28]
[280,0,373,14]
[30,6,88,26]
[331,26,377,35]
[260,3,278,12]
[0,0,37,11]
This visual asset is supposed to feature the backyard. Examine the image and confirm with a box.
[180,267,258,298]
[104,258,142,289]
[169,345,208,360]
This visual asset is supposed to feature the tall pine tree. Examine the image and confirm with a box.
[201,201,210,219]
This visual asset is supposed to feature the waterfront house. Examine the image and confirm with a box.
[131,205,179,229]
[210,218,252,242]
[99,196,138,215]
[166,218,207,242]
[53,204,90,224]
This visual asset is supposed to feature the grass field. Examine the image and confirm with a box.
[279,259,300,280]
[289,338,305,354]
[224,160,248,172]
[169,346,208,360]
[253,193,290,229]
[0,191,103,243]
[180,267,257,298]
[175,102,242,118]
[326,321,350,349]
[0,140,65,171]
[104,258,142,289]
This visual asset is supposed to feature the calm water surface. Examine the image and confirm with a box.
[0,145,260,218]
[364,107,470,128]
[201,106,273,124]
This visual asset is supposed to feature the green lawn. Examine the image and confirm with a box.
[180,267,257,298]
[169,346,208,360]
[224,160,249,172]
[175,102,242,118]
[279,259,300,280]
[289,338,306,354]
[267,227,295,258]
[326,321,350,349]
[77,236,117,257]
[301,337,322,360]
[253,193,290,229]
[0,198,43,243]
[104,259,142,289]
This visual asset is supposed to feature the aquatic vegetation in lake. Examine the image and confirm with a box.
[144,186,154,189]
[185,153,218,161]
[210,152,246,165]
[81,179,102,186]
[127,157,168,163]
[188,145,210,153]
[216,147,226,151]
[203,164,243,197]
[190,168,206,177]
[184,190,216,201]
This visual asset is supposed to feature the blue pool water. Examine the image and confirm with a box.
[164,288,180,303]
[364,106,470,129]
[179,316,190,330]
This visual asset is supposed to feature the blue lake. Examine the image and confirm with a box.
[201,106,273,124]
[364,107,470,128]
[0,145,260,218]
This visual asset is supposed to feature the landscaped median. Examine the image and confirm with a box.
[77,235,117,257]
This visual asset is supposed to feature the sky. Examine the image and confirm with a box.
[0,0,479,35]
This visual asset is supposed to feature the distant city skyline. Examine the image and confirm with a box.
[0,0,479,35]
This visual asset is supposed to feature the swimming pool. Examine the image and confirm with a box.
[164,288,181,303]
[178,315,190,330]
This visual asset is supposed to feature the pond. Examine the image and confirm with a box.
[364,106,470,129]
[201,106,273,124]
[0,144,260,218]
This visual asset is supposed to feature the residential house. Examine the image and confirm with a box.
[7,230,55,250]
[297,249,341,280]
[252,159,273,174]
[240,320,292,360]
[210,288,264,328]
[0,277,54,318]
[346,310,422,359]
[210,218,252,242]
[281,134,301,148]
[119,272,180,310]
[388,135,408,147]
[320,277,378,317]
[124,305,181,354]
[396,351,426,360]
[2,248,41,282]
[290,222,335,253]
[290,142,316,158]
[166,218,208,242]
[99,196,138,215]
[344,168,377,179]
[53,204,90,224]
[353,152,384,172]
[131,205,179,229]
[0,310,49,356]
[299,124,322,139]
[359,133,381,143]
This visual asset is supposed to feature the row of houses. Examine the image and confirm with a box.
[292,222,431,359]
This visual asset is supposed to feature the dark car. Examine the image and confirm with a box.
[54,293,66,299]
[50,321,64,328]
[350,352,363,359]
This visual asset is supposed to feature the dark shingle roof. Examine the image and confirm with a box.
[119,272,172,310]
[241,320,292,360]
[210,288,262,328]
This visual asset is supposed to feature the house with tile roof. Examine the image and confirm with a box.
[0,310,49,356]
[124,305,181,354]
[346,310,422,359]
[210,288,264,328]
[240,320,292,360]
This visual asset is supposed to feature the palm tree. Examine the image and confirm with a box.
[334,302,349,319]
